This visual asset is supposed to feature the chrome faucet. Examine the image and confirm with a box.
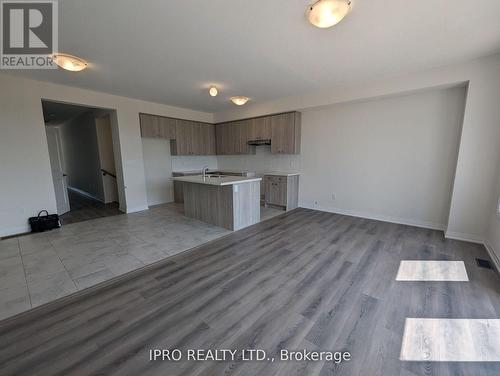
[202,166,209,179]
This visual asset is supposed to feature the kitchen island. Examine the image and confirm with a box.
[172,175,262,231]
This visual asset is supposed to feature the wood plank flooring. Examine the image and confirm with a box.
[0,208,499,376]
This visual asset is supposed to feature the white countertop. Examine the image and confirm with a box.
[172,169,256,176]
[263,172,300,177]
[173,175,262,186]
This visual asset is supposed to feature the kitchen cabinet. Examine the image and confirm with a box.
[215,111,301,155]
[249,116,272,140]
[270,112,301,154]
[215,122,251,155]
[264,174,299,211]
[141,111,300,156]
[158,117,176,139]
[171,120,216,156]
[140,113,160,138]
[140,113,215,155]
[139,113,176,139]
[201,123,217,155]
[171,119,194,155]
[236,119,252,154]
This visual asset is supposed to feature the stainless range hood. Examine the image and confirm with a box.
[247,139,271,146]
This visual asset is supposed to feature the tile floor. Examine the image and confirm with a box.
[0,203,284,320]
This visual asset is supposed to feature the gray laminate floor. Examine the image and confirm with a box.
[0,208,499,375]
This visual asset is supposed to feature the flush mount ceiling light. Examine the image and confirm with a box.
[307,0,351,28]
[52,53,88,72]
[209,86,218,97]
[230,96,249,106]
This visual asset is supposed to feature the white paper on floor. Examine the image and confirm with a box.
[400,318,500,361]
[396,260,468,281]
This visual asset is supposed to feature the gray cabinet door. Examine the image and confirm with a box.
[249,116,271,140]
[215,123,231,155]
[158,116,176,139]
[201,123,216,155]
[265,176,287,206]
[271,112,299,154]
[139,113,160,138]
[172,119,194,155]
[236,119,252,154]
[140,113,176,139]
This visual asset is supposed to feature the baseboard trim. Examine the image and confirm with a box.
[125,205,149,213]
[67,186,104,203]
[483,240,500,274]
[0,224,30,239]
[300,204,446,231]
[444,231,484,244]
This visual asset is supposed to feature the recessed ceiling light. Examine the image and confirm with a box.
[209,86,218,97]
[230,96,249,106]
[307,0,351,28]
[52,53,88,72]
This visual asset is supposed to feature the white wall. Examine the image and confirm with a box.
[59,111,105,201]
[0,72,212,237]
[486,168,500,270]
[142,138,174,206]
[301,87,465,229]
[95,114,119,204]
[214,54,500,243]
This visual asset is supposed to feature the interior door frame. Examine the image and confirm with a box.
[45,126,71,215]
[41,99,127,214]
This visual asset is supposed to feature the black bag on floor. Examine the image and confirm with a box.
[29,210,61,233]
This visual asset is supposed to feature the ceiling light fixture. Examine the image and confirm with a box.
[209,86,218,97]
[307,0,351,28]
[52,53,88,72]
[230,96,249,106]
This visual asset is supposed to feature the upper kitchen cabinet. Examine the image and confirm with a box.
[215,111,301,155]
[200,123,217,155]
[236,119,253,154]
[248,116,272,141]
[171,120,216,156]
[215,121,253,155]
[139,113,176,139]
[140,113,215,155]
[270,112,301,154]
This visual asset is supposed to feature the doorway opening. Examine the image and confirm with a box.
[42,100,123,225]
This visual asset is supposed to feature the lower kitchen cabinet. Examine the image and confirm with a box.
[264,174,299,211]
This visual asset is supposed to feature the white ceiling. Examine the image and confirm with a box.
[11,0,500,113]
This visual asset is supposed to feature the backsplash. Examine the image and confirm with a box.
[171,147,301,174]
[217,145,301,174]
[171,156,218,172]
